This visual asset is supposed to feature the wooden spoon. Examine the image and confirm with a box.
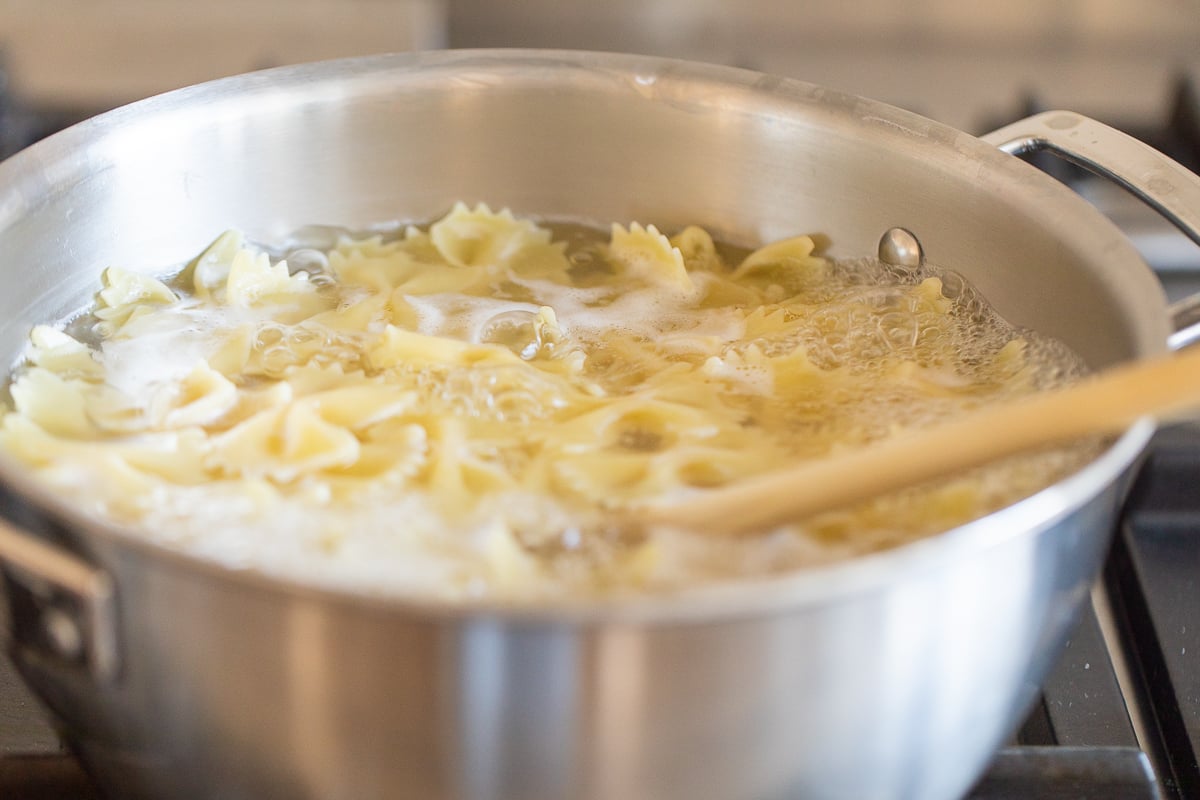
[639,346,1200,535]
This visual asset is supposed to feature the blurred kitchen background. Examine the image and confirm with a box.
[4,0,1200,294]
[1,0,1198,133]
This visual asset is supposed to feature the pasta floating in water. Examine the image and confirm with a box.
[0,203,1096,599]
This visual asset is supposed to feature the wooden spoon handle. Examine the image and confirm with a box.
[643,346,1200,535]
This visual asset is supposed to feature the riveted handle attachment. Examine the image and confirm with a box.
[981,111,1200,350]
[0,516,118,682]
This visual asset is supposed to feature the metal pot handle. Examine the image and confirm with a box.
[0,514,119,681]
[980,111,1200,351]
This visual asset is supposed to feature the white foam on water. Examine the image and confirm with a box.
[1,219,1099,601]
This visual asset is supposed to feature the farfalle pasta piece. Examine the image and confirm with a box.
[283,363,375,396]
[225,250,316,308]
[303,291,392,334]
[911,277,953,315]
[187,230,244,300]
[477,521,540,588]
[889,361,979,399]
[507,241,571,281]
[732,234,827,293]
[94,267,179,330]
[27,326,102,378]
[41,452,168,521]
[0,415,66,464]
[548,395,721,457]
[741,306,795,340]
[9,368,95,439]
[694,271,767,308]
[548,440,774,504]
[394,225,453,267]
[207,403,360,482]
[0,415,210,485]
[549,450,650,503]
[892,338,1036,402]
[107,428,212,485]
[988,338,1038,393]
[368,325,520,370]
[767,347,838,397]
[609,222,693,292]
[648,443,785,491]
[207,325,257,377]
[218,381,294,429]
[328,237,421,291]
[581,331,676,393]
[156,363,239,428]
[669,225,724,273]
[299,384,417,431]
[97,267,178,309]
[701,348,775,395]
[83,383,150,434]
[430,202,561,272]
[736,234,816,270]
[332,234,403,261]
[320,427,428,498]
[652,319,746,361]
[423,419,517,501]
[393,264,492,296]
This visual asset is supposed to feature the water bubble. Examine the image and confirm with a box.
[480,310,542,360]
[939,271,966,300]
[878,311,918,351]
[255,325,285,350]
[259,345,294,376]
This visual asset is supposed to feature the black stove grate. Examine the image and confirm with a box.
[1106,424,1200,800]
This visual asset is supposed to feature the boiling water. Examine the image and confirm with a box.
[0,210,1099,600]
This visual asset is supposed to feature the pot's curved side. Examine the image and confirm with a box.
[6,464,1122,800]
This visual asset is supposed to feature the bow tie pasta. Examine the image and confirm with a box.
[0,203,1097,600]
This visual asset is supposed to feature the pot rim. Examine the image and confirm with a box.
[0,49,1165,624]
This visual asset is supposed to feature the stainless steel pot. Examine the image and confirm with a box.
[1,50,1199,800]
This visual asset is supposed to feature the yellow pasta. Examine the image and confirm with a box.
[27,326,101,377]
[0,204,1096,600]
[609,222,693,292]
